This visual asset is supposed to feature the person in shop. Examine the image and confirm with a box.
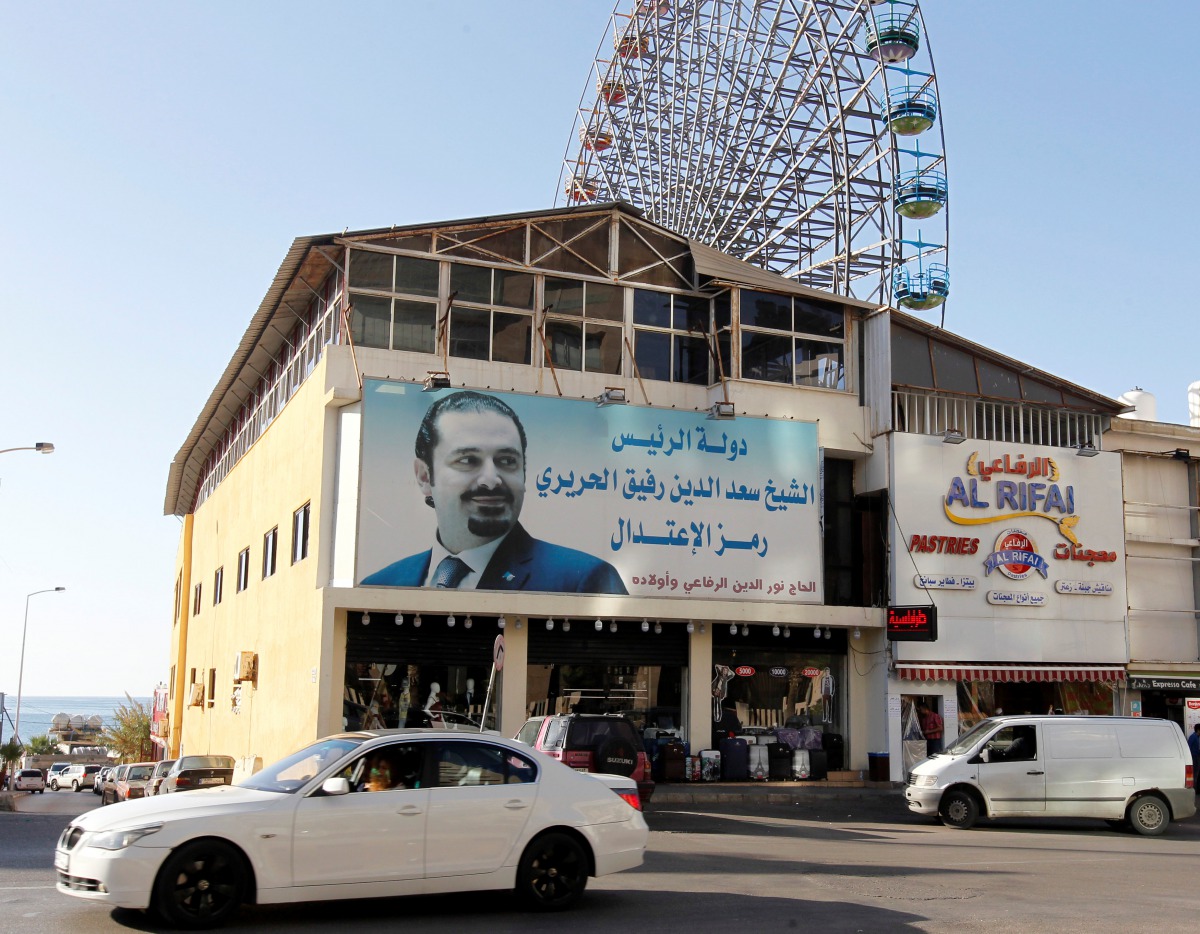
[360,390,627,594]
[917,701,944,754]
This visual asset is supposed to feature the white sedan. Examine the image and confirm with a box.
[56,729,647,927]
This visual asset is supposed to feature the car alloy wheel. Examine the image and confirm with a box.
[516,831,588,911]
[153,839,247,929]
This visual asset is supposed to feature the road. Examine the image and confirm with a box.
[3,788,1198,932]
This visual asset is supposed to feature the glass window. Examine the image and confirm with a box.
[450,264,491,304]
[192,583,202,615]
[984,725,1038,762]
[635,329,671,381]
[292,502,310,564]
[449,307,490,360]
[586,323,623,374]
[673,294,709,332]
[586,281,623,321]
[714,292,732,329]
[494,270,534,309]
[741,290,791,330]
[433,741,535,787]
[977,360,1022,400]
[236,548,250,593]
[633,289,672,327]
[262,527,278,579]
[545,278,584,317]
[675,334,711,385]
[1021,377,1063,405]
[794,338,845,389]
[931,342,978,393]
[492,312,532,365]
[546,320,583,370]
[793,297,844,338]
[392,299,437,353]
[349,250,392,290]
[339,743,426,792]
[213,567,223,606]
[891,327,933,388]
[741,332,792,383]
[349,294,391,349]
[395,256,439,297]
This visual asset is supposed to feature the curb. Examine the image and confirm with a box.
[647,781,904,807]
[0,793,16,812]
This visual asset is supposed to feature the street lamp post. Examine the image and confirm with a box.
[13,587,66,747]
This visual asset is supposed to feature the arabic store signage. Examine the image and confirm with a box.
[893,436,1124,615]
[357,381,823,604]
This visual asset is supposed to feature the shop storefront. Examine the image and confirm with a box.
[1128,675,1200,731]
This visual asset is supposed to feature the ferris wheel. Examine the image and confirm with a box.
[557,0,949,318]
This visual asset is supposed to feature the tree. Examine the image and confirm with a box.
[1,738,23,788]
[26,734,57,755]
[101,694,153,763]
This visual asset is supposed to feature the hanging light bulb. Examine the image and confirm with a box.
[464,615,473,629]
[361,612,371,626]
[853,627,861,639]
[515,619,523,629]
[609,621,617,633]
[595,619,604,631]
[699,623,706,634]
[641,620,650,633]
[562,619,570,632]
[546,618,555,631]
[654,621,662,634]
[497,615,506,630]
[686,622,695,634]
[447,614,456,628]
[814,626,822,638]
[783,626,791,638]
[741,624,749,636]
[413,613,422,627]
[394,613,404,626]
[772,624,780,637]
[729,623,737,635]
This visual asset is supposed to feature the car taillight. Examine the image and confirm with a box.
[616,789,642,811]
[175,776,191,787]
[1186,764,1194,790]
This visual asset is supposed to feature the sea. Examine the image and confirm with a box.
[0,695,152,743]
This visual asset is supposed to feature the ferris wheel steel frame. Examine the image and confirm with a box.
[558,0,948,314]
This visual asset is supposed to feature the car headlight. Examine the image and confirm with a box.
[920,775,938,787]
[87,823,164,850]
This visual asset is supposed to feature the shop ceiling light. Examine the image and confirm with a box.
[562,619,571,632]
[853,627,861,639]
[497,615,506,629]
[654,621,662,634]
[729,623,738,635]
[515,619,523,629]
[546,618,555,630]
[783,626,790,638]
[394,613,404,626]
[361,612,371,626]
[741,624,749,636]
[699,623,706,634]
[686,622,695,634]
[772,625,780,637]
[413,614,422,628]
[464,615,472,629]
[595,619,604,631]
[609,621,617,633]
[641,619,650,632]
[447,614,456,627]
[814,626,823,638]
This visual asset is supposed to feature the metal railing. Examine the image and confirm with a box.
[892,389,1104,449]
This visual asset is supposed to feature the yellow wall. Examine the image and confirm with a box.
[172,357,333,769]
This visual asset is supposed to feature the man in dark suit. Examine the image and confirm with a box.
[362,390,626,595]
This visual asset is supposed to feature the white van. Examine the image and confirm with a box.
[905,715,1196,835]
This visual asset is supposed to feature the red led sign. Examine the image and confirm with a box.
[887,605,938,642]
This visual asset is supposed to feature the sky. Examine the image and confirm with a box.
[2,1,1197,698]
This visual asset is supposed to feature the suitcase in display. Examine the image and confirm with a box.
[699,749,721,782]
[719,737,750,781]
[767,742,792,780]
[808,748,828,781]
[749,744,769,780]
[821,732,845,771]
[684,755,701,781]
[660,740,687,782]
[792,748,811,780]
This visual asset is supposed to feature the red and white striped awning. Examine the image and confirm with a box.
[895,665,1126,684]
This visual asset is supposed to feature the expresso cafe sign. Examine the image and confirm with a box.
[1129,676,1200,692]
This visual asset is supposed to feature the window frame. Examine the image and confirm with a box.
[236,548,250,593]
[737,289,847,390]
[292,502,311,565]
[213,567,223,606]
[262,528,278,580]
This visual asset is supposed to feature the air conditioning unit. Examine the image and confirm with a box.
[152,718,169,737]
[188,682,205,707]
[235,651,258,683]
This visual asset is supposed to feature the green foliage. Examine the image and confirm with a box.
[26,734,57,755]
[100,694,153,763]
[1,738,22,773]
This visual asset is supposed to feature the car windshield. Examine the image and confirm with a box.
[239,737,363,794]
[944,718,997,756]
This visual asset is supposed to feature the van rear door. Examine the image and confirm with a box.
[977,724,1046,815]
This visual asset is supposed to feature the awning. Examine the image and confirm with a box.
[149,733,168,750]
[895,664,1126,684]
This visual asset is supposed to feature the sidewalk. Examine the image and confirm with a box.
[647,778,903,807]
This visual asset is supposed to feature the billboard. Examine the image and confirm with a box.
[891,434,1127,649]
[356,380,822,603]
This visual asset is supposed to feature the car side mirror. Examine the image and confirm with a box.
[970,749,988,764]
[321,777,351,796]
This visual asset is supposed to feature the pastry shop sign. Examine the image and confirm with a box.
[887,605,938,642]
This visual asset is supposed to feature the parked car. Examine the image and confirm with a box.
[905,715,1197,835]
[158,755,235,793]
[93,767,113,797]
[101,765,128,805]
[60,764,103,792]
[12,768,46,793]
[54,729,647,927]
[516,713,654,801]
[111,763,155,803]
[46,762,71,790]
[145,759,176,796]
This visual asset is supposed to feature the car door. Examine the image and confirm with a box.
[978,724,1046,814]
[424,740,538,879]
[291,741,429,887]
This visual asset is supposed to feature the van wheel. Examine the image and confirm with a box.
[1127,794,1169,836]
[939,789,979,829]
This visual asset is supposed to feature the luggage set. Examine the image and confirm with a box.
[679,734,841,782]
